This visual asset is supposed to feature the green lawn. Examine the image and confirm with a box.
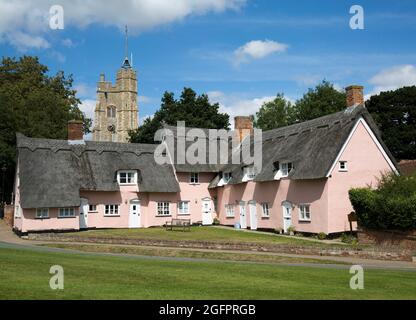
[1,247,415,300]
[70,226,346,248]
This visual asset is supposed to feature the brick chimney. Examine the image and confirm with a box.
[68,120,84,143]
[346,85,364,107]
[234,116,253,143]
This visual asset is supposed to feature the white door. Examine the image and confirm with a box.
[239,202,247,229]
[282,202,292,233]
[129,200,141,228]
[249,201,257,230]
[79,198,88,229]
[202,199,213,225]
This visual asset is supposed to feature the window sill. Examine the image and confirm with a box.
[338,170,348,173]
[299,219,311,223]
[35,217,50,220]
[178,213,190,216]
[119,184,137,187]
[88,211,98,213]
[156,215,172,217]
[58,216,76,219]
[261,216,270,219]
[104,215,121,217]
[189,183,200,186]
[226,216,235,219]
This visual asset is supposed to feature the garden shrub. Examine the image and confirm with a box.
[349,173,416,231]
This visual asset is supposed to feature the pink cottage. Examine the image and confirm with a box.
[13,86,399,235]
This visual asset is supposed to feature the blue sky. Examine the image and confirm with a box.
[1,0,416,126]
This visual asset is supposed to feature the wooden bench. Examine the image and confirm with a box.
[166,218,191,232]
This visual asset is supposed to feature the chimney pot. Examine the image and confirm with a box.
[346,85,364,108]
[234,116,254,142]
[68,120,84,143]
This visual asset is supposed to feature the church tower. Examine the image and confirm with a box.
[92,27,138,143]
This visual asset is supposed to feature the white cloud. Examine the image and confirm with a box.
[138,95,152,103]
[5,31,50,51]
[208,91,276,127]
[233,39,288,65]
[367,64,416,98]
[0,0,245,50]
[62,38,74,48]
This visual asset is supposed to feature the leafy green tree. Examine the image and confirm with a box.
[253,94,294,130]
[0,56,91,203]
[129,88,230,143]
[291,80,346,123]
[366,86,416,160]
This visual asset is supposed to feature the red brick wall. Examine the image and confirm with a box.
[3,205,14,227]
[358,229,416,249]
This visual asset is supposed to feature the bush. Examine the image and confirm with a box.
[349,173,416,231]
[317,232,327,240]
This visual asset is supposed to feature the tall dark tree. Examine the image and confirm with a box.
[366,86,416,160]
[0,56,91,203]
[129,88,230,143]
[253,94,294,130]
[291,80,346,123]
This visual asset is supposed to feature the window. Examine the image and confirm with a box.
[190,173,199,184]
[105,205,119,216]
[59,208,75,218]
[118,171,137,185]
[225,204,235,217]
[280,163,293,177]
[89,205,97,212]
[243,166,256,181]
[14,205,21,218]
[261,203,270,218]
[223,172,232,183]
[36,208,49,219]
[339,161,348,172]
[157,202,170,216]
[299,204,311,222]
[178,201,190,215]
[107,106,116,118]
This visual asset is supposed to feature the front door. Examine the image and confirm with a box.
[239,202,247,229]
[282,202,292,233]
[249,201,257,230]
[79,198,88,229]
[202,198,213,225]
[129,200,141,228]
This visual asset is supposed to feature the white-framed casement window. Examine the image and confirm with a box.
[35,208,49,219]
[14,205,22,218]
[274,162,293,179]
[223,172,232,183]
[59,208,75,218]
[89,205,97,212]
[242,165,256,181]
[104,204,120,216]
[299,204,311,222]
[225,204,235,217]
[261,203,270,218]
[178,201,190,215]
[117,170,137,185]
[339,161,348,172]
[190,173,199,184]
[157,202,170,216]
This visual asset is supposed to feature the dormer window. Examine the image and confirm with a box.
[243,165,256,182]
[218,172,232,186]
[190,173,199,184]
[117,170,137,185]
[274,162,293,180]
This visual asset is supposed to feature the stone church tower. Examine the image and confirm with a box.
[92,29,138,142]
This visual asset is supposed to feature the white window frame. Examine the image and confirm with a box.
[157,202,171,216]
[89,205,97,212]
[299,204,311,222]
[35,208,49,219]
[261,203,270,218]
[225,204,235,217]
[190,173,199,184]
[339,161,348,172]
[104,204,120,216]
[178,201,190,215]
[58,208,76,218]
[274,162,293,180]
[117,170,137,185]
[223,172,232,183]
[242,166,256,182]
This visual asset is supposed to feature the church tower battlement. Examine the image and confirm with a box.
[92,27,138,143]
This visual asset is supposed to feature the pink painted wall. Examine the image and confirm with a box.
[217,179,329,233]
[13,163,22,231]
[327,120,395,233]
[19,208,79,233]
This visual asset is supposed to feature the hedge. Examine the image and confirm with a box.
[349,173,416,231]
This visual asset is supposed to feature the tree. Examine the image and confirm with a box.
[0,56,91,203]
[291,80,346,123]
[253,94,294,130]
[366,86,416,160]
[129,88,230,143]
